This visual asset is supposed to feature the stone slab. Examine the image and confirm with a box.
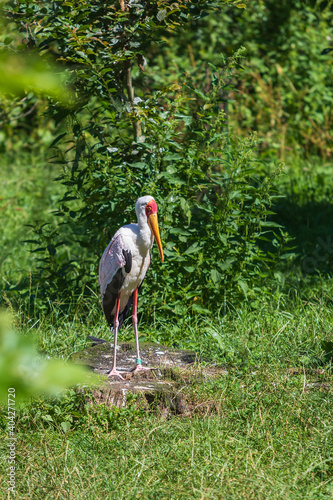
[70,341,227,413]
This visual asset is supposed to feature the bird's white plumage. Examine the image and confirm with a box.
[99,196,155,315]
[99,232,126,298]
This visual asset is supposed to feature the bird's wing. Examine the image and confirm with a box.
[118,249,150,324]
[99,231,132,299]
[99,231,133,326]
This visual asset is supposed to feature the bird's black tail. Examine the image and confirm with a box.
[87,335,108,345]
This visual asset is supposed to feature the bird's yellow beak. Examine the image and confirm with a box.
[148,213,164,263]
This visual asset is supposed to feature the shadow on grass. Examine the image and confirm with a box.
[274,190,333,277]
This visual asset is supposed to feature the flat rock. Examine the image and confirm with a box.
[71,341,196,375]
[71,341,227,413]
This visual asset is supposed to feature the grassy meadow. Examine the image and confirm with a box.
[0,150,333,498]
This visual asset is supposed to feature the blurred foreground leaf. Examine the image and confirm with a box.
[0,312,92,401]
[0,53,71,103]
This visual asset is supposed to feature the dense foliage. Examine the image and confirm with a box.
[150,0,333,158]
[1,0,331,321]
[1,0,290,320]
[2,1,332,156]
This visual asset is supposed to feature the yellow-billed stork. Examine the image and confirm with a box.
[99,196,164,379]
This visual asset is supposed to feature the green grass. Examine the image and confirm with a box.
[1,152,333,498]
[0,151,65,286]
[1,292,333,498]
[17,285,333,371]
[1,363,333,499]
[272,156,333,277]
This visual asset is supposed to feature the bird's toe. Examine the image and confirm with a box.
[130,364,151,374]
[107,369,125,380]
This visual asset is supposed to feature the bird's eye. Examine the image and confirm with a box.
[145,201,157,217]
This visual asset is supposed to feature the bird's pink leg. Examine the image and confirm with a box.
[131,288,150,374]
[108,293,124,380]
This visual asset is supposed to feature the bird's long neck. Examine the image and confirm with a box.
[137,211,154,250]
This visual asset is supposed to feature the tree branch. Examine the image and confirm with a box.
[124,59,142,142]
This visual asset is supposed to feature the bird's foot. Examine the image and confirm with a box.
[130,364,151,374]
[107,368,125,380]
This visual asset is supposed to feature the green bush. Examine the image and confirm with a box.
[19,57,285,320]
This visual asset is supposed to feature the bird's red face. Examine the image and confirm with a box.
[145,199,164,263]
[145,199,158,218]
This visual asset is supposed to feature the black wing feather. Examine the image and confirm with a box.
[102,248,133,328]
[116,277,145,329]
[102,268,125,326]
[122,248,132,273]
[102,253,148,330]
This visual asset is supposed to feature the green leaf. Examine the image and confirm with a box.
[61,421,71,433]
[236,278,248,295]
[184,242,201,255]
[157,9,167,21]
[192,304,210,314]
[211,269,221,284]
[220,258,236,271]
[184,266,195,273]
[49,133,67,148]
[42,414,54,422]
[164,154,182,161]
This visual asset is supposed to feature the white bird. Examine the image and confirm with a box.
[99,195,164,379]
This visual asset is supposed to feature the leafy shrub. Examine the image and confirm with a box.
[230,1,333,157]
[22,56,284,320]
